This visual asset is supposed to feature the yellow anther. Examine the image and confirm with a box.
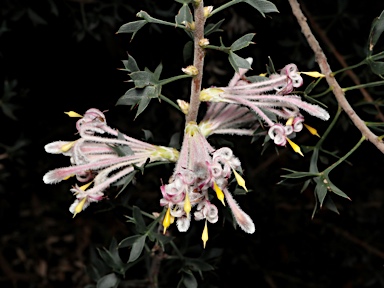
[202,220,208,249]
[304,124,320,137]
[79,182,92,191]
[163,206,172,234]
[63,174,74,180]
[286,137,304,157]
[73,197,87,218]
[213,182,225,206]
[299,71,325,78]
[184,192,191,216]
[232,168,248,192]
[60,141,76,152]
[64,111,83,118]
[285,117,294,126]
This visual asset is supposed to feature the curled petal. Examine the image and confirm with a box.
[268,125,286,146]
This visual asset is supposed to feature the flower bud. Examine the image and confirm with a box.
[177,99,190,115]
[203,6,213,18]
[182,65,198,76]
[199,38,210,47]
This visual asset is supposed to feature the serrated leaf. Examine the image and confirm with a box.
[133,206,147,233]
[154,63,163,81]
[369,10,384,53]
[239,0,279,17]
[117,20,147,40]
[121,55,139,72]
[135,95,151,119]
[118,235,142,249]
[128,235,146,262]
[176,4,193,26]
[96,273,119,288]
[204,19,225,36]
[228,51,252,73]
[130,71,156,88]
[230,33,255,51]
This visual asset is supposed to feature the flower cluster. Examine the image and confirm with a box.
[200,63,330,155]
[43,108,179,217]
[160,122,255,248]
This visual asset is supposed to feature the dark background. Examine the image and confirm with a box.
[1,0,384,287]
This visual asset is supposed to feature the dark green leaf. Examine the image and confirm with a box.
[175,0,193,3]
[239,0,279,17]
[266,56,276,74]
[186,258,215,272]
[368,60,384,78]
[327,178,351,200]
[154,63,163,81]
[96,273,119,288]
[280,170,320,179]
[130,71,156,88]
[314,180,327,208]
[128,235,146,262]
[230,33,255,51]
[118,235,142,249]
[121,55,139,72]
[135,95,151,119]
[246,75,268,83]
[323,196,340,214]
[228,51,252,73]
[204,19,225,36]
[182,271,198,288]
[152,233,173,250]
[113,170,138,198]
[133,206,147,233]
[183,41,194,63]
[117,20,147,39]
[175,4,193,26]
[368,10,384,53]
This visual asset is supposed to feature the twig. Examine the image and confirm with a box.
[300,2,384,122]
[186,0,206,123]
[288,0,384,154]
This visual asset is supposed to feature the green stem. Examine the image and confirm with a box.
[316,105,342,148]
[159,74,192,86]
[159,94,182,112]
[365,122,384,127]
[324,135,366,173]
[309,86,333,98]
[342,80,384,92]
[210,0,236,17]
[204,44,230,53]
[331,60,366,77]
[137,11,184,29]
